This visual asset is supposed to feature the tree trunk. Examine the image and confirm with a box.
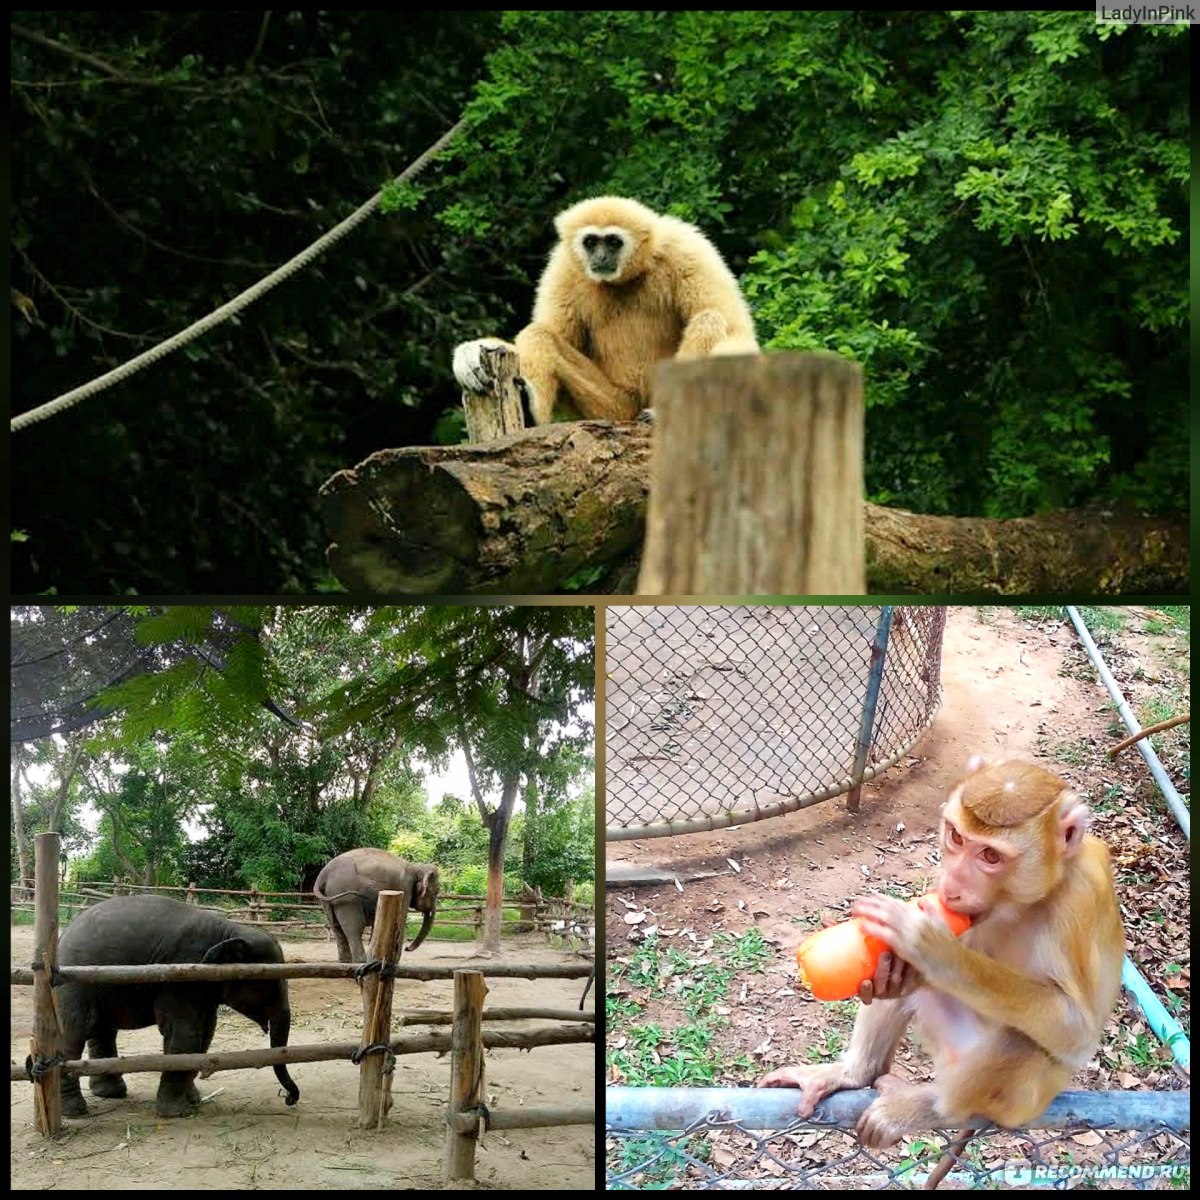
[483,783,515,953]
[863,503,1188,594]
[11,748,29,893]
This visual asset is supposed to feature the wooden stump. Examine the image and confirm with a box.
[358,890,406,1130]
[638,353,865,594]
[460,345,526,441]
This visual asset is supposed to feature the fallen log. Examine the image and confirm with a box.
[320,421,649,594]
[319,422,1187,594]
[864,504,1188,595]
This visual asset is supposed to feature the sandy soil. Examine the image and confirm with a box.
[605,605,943,833]
[11,934,595,1191]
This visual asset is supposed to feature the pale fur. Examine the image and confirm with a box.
[451,196,758,423]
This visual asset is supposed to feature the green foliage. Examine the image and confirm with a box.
[426,810,490,868]
[436,10,1185,520]
[12,13,502,592]
[431,408,467,446]
[730,13,1186,516]
[388,829,436,861]
[69,748,197,887]
[521,790,595,896]
[380,179,427,213]
[563,563,608,592]
[61,607,595,900]
[13,12,1181,589]
[447,864,489,895]
[93,607,279,746]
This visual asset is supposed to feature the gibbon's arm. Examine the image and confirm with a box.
[670,229,759,358]
[527,245,587,349]
[452,247,591,420]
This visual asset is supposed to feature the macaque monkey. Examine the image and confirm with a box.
[759,757,1125,1150]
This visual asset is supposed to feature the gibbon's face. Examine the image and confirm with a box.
[573,226,635,283]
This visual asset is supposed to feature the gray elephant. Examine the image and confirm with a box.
[56,894,300,1118]
[313,848,440,963]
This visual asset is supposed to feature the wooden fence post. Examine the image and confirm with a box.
[358,889,406,1129]
[638,352,865,594]
[32,831,63,1134]
[444,970,487,1181]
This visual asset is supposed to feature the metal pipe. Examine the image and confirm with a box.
[1064,607,1189,840]
[604,1085,1190,1133]
[1122,958,1190,1071]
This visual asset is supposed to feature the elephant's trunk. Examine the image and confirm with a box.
[406,908,435,952]
[269,1005,300,1106]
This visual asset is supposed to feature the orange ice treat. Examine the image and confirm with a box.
[794,892,971,1001]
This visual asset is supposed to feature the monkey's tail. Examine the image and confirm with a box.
[924,1128,978,1190]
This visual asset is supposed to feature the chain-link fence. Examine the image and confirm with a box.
[605,1087,1190,1189]
[605,605,947,839]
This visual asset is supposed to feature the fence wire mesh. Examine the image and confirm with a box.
[604,1090,1190,1190]
[605,606,947,839]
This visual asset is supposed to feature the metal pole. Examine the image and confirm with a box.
[1065,607,1189,840]
[847,606,893,812]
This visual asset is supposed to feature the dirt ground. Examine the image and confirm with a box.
[604,604,1189,1179]
[11,933,595,1191]
[605,605,943,833]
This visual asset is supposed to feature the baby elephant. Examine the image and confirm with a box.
[56,894,300,1118]
[314,848,440,963]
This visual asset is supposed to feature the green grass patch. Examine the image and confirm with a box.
[609,1132,710,1189]
[1049,738,1091,767]
[1012,605,1066,621]
[1075,606,1126,635]
[607,929,773,1086]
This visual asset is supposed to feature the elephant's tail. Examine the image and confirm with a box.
[314,885,359,904]
[270,1009,300,1107]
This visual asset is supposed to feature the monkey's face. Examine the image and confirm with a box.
[936,759,1076,918]
[573,226,635,283]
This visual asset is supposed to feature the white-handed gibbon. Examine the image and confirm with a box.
[451,196,758,424]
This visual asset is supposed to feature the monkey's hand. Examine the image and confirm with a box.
[853,895,953,974]
[452,337,517,395]
[757,1062,857,1119]
[858,950,922,1004]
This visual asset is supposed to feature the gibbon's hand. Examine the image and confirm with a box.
[451,337,513,395]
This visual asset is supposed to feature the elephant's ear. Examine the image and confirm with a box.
[204,936,255,964]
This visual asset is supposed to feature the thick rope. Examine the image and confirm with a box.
[11,117,468,433]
